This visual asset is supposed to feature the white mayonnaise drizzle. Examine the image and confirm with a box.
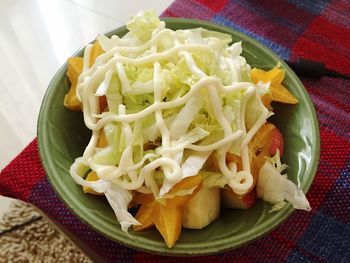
[83,44,93,72]
[178,46,256,194]
[76,44,92,102]
[70,23,271,197]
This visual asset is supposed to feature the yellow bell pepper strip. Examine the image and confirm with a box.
[133,175,202,248]
[250,64,299,109]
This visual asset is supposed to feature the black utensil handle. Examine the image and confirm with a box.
[286,58,350,80]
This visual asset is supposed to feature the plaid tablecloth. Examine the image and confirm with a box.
[1,0,349,262]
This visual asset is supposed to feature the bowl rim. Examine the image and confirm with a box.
[37,17,320,256]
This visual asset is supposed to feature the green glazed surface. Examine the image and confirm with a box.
[37,18,320,256]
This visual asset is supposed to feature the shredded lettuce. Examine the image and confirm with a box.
[169,97,203,139]
[200,171,229,188]
[245,88,268,130]
[159,150,211,196]
[176,127,210,145]
[257,160,311,211]
[104,183,141,232]
[70,158,140,231]
[160,186,198,200]
[105,75,122,114]
[268,150,288,173]
[126,10,162,42]
[201,29,232,45]
[181,151,212,179]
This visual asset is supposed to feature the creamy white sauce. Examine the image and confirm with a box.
[156,130,242,154]
[179,46,254,193]
[95,69,113,96]
[116,63,130,94]
[71,24,271,196]
[239,86,254,173]
[83,44,93,72]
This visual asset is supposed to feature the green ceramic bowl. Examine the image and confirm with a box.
[38,18,320,256]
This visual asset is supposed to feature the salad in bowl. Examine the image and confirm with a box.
[60,11,312,249]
